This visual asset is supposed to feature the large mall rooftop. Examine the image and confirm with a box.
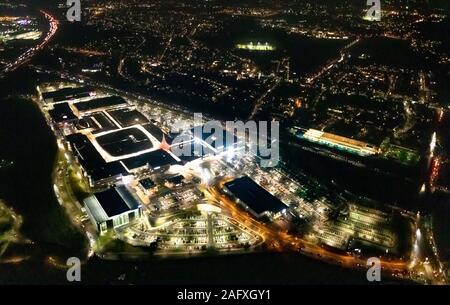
[40,85,182,187]
[224,175,288,218]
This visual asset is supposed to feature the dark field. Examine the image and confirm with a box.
[0,97,87,258]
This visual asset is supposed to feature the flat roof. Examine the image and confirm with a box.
[48,102,77,123]
[89,112,119,133]
[142,123,173,144]
[171,139,215,162]
[42,86,94,102]
[108,108,149,128]
[224,176,288,216]
[192,125,238,150]
[84,186,141,222]
[95,127,154,157]
[121,149,179,171]
[166,175,184,185]
[66,133,127,181]
[76,116,111,133]
[138,178,156,189]
[74,96,128,113]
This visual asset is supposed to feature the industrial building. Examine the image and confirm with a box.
[168,124,242,163]
[66,133,128,187]
[108,108,150,128]
[84,186,142,234]
[38,85,182,187]
[39,85,202,237]
[120,148,180,173]
[48,102,77,124]
[42,86,95,104]
[165,175,185,188]
[142,122,173,144]
[72,95,129,116]
[224,176,288,219]
[138,178,157,195]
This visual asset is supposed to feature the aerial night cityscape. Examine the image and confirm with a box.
[0,0,449,297]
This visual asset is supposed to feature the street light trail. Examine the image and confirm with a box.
[207,182,409,274]
[2,10,59,74]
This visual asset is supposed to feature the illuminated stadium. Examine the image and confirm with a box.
[302,129,379,156]
[235,42,275,51]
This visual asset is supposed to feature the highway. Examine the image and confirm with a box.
[2,10,58,74]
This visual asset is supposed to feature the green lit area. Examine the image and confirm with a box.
[0,201,21,258]
[0,16,42,43]
[292,129,421,166]
[236,42,275,51]
[0,30,41,42]
[94,230,147,255]
[315,204,396,253]
[0,209,14,256]
[362,15,381,22]
[380,139,420,166]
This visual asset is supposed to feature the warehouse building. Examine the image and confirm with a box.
[84,186,142,234]
[66,133,128,188]
[72,96,129,116]
[48,102,77,124]
[224,176,288,219]
[120,148,179,173]
[42,86,95,104]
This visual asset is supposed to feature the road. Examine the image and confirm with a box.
[2,10,58,74]
[248,77,282,120]
[206,182,410,276]
[159,30,175,63]
[306,38,360,84]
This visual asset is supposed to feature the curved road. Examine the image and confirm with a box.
[206,183,409,275]
[2,10,58,74]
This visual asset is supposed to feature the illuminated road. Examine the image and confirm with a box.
[429,157,440,189]
[159,30,175,63]
[2,10,58,74]
[206,181,410,276]
[306,38,360,84]
[248,77,282,120]
[394,101,415,139]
